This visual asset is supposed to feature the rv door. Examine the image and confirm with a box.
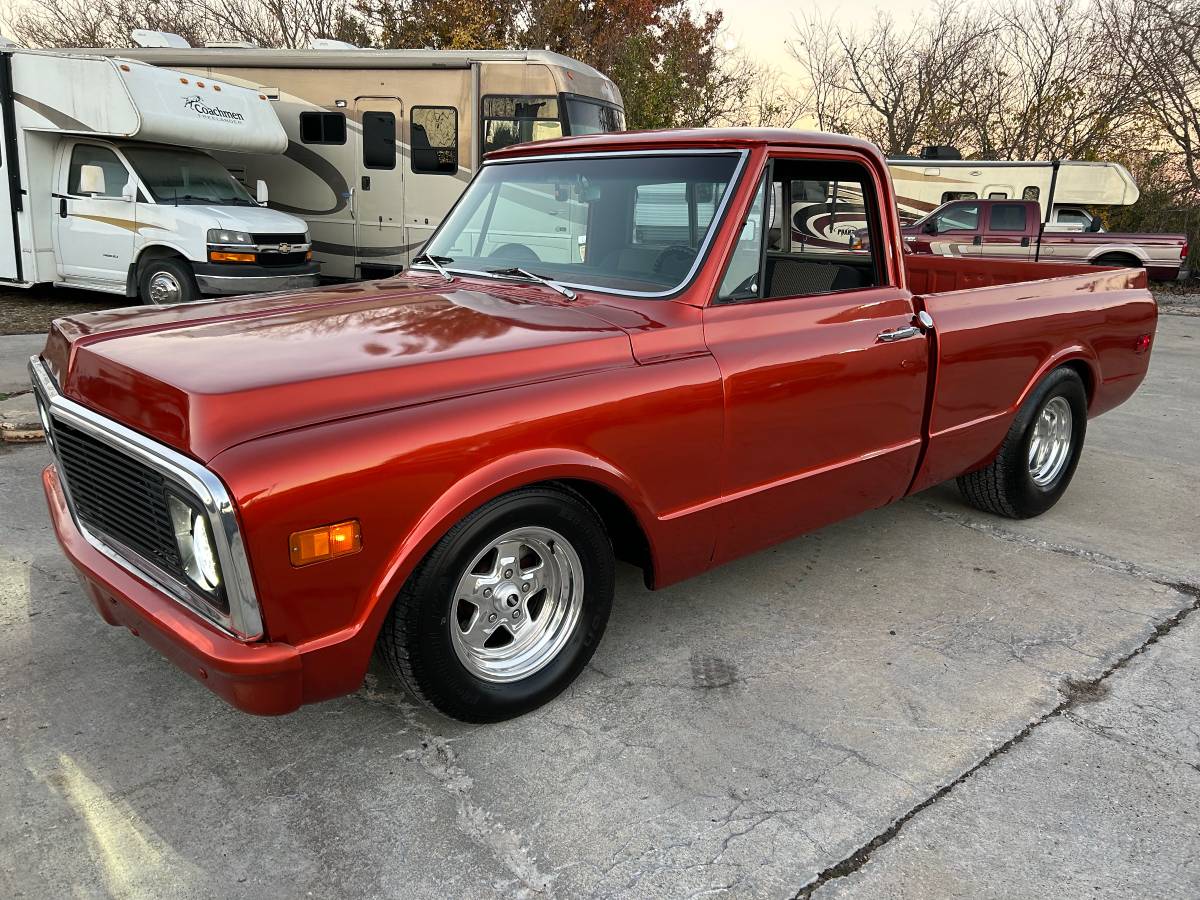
[54,143,136,286]
[354,97,405,275]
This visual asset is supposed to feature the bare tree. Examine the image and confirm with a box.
[960,0,1139,160]
[1099,0,1200,197]
[787,13,855,133]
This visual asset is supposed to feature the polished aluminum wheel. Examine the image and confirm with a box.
[450,527,584,683]
[148,271,183,304]
[1028,395,1073,488]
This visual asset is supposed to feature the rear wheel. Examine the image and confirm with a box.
[139,257,198,305]
[1093,252,1142,270]
[957,368,1088,519]
[379,485,614,722]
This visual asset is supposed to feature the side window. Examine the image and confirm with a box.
[299,111,346,145]
[941,190,977,203]
[933,203,979,231]
[67,145,128,197]
[481,95,562,155]
[990,203,1028,231]
[362,111,397,170]
[717,175,768,301]
[1022,185,1040,201]
[988,191,1008,199]
[411,106,458,175]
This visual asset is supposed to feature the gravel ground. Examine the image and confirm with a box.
[0,284,120,336]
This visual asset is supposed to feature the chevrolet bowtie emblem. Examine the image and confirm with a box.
[278,243,291,253]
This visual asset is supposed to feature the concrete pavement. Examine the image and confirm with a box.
[0,315,1196,898]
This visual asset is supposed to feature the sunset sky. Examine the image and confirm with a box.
[716,0,931,74]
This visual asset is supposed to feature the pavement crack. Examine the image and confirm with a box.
[918,501,1182,584]
[794,580,1200,899]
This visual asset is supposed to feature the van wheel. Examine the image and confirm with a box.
[957,368,1088,519]
[379,486,614,722]
[139,258,198,305]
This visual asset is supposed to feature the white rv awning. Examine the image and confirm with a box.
[10,50,287,154]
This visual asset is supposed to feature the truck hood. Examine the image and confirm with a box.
[202,204,309,233]
[42,277,634,461]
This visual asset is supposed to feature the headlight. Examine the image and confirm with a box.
[207,229,253,245]
[168,494,222,593]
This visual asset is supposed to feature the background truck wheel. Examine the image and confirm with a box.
[956,367,1088,519]
[139,257,198,305]
[1093,252,1142,269]
[380,485,615,722]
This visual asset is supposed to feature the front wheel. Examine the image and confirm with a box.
[379,486,614,722]
[957,367,1088,518]
[139,257,198,305]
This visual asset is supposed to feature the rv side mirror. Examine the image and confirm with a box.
[78,164,106,196]
[256,179,269,205]
[121,180,136,202]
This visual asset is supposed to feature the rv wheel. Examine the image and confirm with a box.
[139,258,198,305]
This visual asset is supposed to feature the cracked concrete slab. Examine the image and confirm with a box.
[815,610,1200,900]
[0,316,1195,897]
[0,334,42,395]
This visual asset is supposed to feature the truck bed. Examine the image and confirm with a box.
[906,253,1156,493]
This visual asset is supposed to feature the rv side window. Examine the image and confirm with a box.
[299,112,347,145]
[940,190,977,203]
[410,107,458,175]
[481,95,563,155]
[1022,186,1040,201]
[67,145,128,198]
[362,111,397,170]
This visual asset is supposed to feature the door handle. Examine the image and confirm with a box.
[361,175,371,190]
[59,197,67,218]
[877,325,921,342]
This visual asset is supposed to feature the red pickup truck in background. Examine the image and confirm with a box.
[902,198,1189,281]
[31,129,1158,723]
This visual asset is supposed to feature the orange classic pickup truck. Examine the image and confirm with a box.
[32,129,1157,722]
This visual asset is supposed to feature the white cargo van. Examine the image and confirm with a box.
[0,48,319,303]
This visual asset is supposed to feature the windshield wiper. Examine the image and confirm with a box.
[412,252,454,282]
[486,267,577,301]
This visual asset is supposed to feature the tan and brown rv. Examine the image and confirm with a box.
[75,41,625,278]
[886,158,1140,225]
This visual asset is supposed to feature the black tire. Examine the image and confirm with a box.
[138,257,199,305]
[379,485,615,722]
[956,368,1088,519]
[1093,253,1142,270]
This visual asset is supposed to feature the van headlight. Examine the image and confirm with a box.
[168,494,222,592]
[207,229,253,245]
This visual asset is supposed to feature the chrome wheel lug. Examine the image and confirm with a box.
[483,588,492,598]
[522,583,530,592]
[504,568,513,578]
[488,613,497,623]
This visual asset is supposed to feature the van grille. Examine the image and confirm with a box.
[50,418,230,610]
[253,233,307,246]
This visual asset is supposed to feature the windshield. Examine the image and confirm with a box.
[123,146,256,205]
[420,153,742,294]
[564,97,625,135]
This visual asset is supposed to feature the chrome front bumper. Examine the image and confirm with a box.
[196,272,321,295]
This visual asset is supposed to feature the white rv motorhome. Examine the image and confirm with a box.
[886,158,1141,225]
[0,48,319,303]
[85,41,626,279]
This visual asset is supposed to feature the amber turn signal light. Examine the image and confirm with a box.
[209,250,257,263]
[289,520,361,567]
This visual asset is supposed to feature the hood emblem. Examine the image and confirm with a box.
[277,243,291,253]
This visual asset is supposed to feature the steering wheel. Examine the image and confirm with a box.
[652,245,697,280]
[488,243,541,263]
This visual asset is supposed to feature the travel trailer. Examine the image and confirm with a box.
[885,158,1141,224]
[83,39,626,279]
[0,48,319,303]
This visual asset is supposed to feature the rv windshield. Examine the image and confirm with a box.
[123,146,256,206]
[419,153,742,295]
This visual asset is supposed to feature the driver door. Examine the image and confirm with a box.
[703,156,931,563]
[54,143,136,284]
